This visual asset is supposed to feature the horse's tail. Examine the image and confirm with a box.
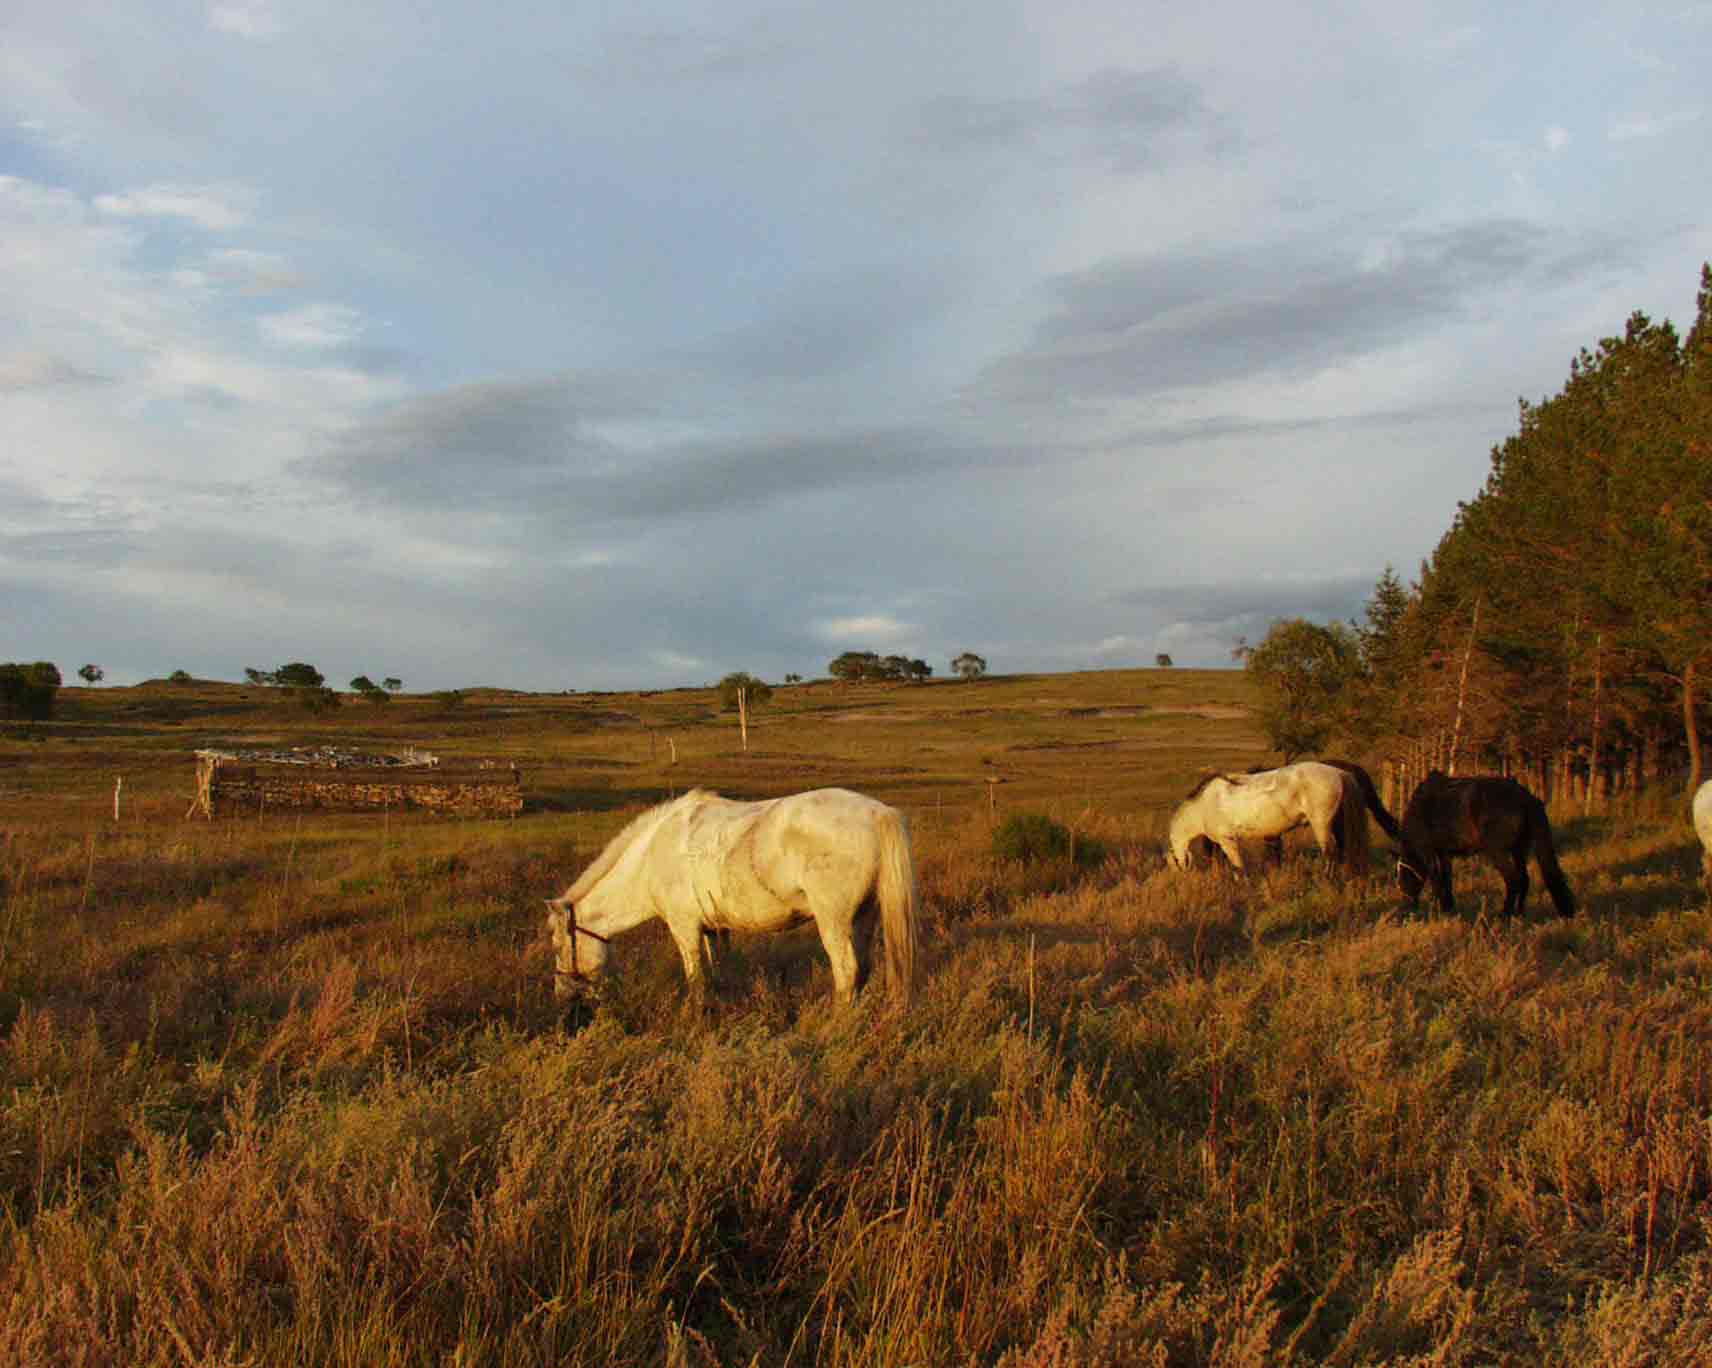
[1337,772,1370,874]
[874,807,920,1006]
[1327,759,1402,841]
[1356,773,1402,843]
[1528,800,1576,916]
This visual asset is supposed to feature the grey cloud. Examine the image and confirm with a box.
[1115,574,1380,636]
[683,264,961,383]
[302,369,1038,524]
[1,528,138,569]
[982,219,1564,403]
[918,66,1226,171]
[0,354,112,391]
[584,25,797,82]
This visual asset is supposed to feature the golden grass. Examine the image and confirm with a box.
[3,671,1711,1364]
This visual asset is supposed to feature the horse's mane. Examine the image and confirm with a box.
[1185,772,1244,800]
[565,788,718,901]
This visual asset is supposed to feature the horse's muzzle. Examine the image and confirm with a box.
[553,969,587,1001]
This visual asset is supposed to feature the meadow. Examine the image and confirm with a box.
[2,669,1710,1366]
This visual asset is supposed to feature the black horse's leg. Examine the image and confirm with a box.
[1491,842,1528,917]
[1432,855,1455,914]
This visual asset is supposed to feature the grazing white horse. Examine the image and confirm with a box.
[1693,779,1712,892]
[1168,761,1369,874]
[546,787,919,1007]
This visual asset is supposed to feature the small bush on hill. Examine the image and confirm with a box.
[0,662,61,720]
[991,812,1104,867]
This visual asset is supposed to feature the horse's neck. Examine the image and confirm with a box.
[575,833,672,937]
[567,796,696,902]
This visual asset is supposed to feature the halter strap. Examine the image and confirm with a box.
[558,902,612,983]
[1395,855,1430,885]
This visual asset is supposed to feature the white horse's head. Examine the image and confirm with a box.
[1165,805,1195,869]
[545,896,611,999]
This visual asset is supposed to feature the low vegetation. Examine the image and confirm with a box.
[3,670,1710,1364]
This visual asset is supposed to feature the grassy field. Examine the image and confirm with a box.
[3,669,1711,1365]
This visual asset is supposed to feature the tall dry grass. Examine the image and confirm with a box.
[3,790,1711,1365]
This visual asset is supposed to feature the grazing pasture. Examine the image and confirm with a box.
[3,670,1711,1365]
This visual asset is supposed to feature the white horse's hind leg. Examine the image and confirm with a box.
[812,906,863,1006]
[1308,812,1338,863]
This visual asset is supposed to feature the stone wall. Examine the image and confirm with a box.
[194,754,522,817]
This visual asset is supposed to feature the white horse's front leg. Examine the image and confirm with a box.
[1216,839,1245,873]
[665,916,708,1008]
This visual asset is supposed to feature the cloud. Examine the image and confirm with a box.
[92,184,251,231]
[918,65,1228,171]
[1545,125,1570,153]
[812,614,917,644]
[1608,110,1701,141]
[260,303,364,349]
[0,353,110,391]
[979,219,1559,405]
[1115,574,1379,637]
[207,248,304,293]
[299,368,1036,525]
[207,2,282,40]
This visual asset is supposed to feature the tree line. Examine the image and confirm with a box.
[1245,263,1712,807]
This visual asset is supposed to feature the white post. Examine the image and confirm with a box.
[113,776,123,822]
[738,687,749,751]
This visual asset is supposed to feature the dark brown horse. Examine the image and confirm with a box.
[1396,772,1575,918]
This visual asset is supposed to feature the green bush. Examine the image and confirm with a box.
[991,813,1104,867]
[0,662,60,720]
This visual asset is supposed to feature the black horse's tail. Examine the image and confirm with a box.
[1356,774,1402,843]
[1326,759,1403,843]
[1529,801,1576,917]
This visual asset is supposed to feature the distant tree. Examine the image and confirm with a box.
[951,651,988,680]
[273,662,324,689]
[349,675,389,705]
[718,672,774,712]
[1154,653,1173,668]
[1240,618,1362,760]
[168,669,193,684]
[382,677,403,692]
[829,651,883,682]
[905,659,932,682]
[0,662,61,720]
[78,664,104,685]
[300,686,340,714]
[244,667,274,686]
[784,673,802,684]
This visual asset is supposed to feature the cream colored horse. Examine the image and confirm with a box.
[1693,779,1712,892]
[1168,761,1369,874]
[546,787,919,1007]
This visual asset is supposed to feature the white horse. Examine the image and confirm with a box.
[1693,779,1712,892]
[545,787,919,1008]
[1167,761,1369,875]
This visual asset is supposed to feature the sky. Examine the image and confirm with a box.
[3,1,1710,691]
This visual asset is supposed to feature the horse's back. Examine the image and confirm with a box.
[1405,773,1539,853]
